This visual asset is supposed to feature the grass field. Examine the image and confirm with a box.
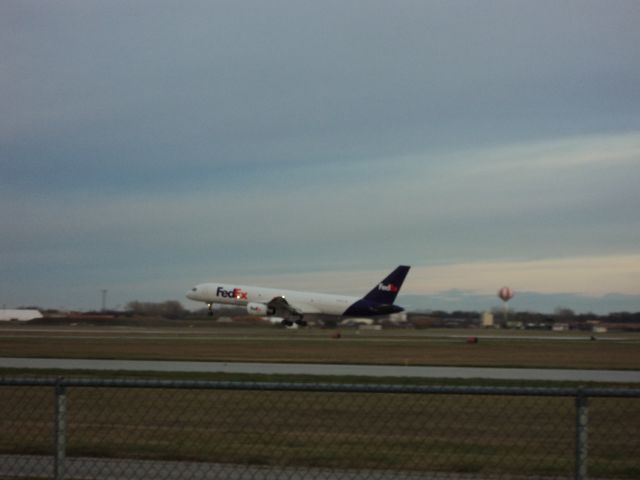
[2,382,639,477]
[1,324,639,370]
[1,324,640,477]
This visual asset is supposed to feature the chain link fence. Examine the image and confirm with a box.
[1,378,639,479]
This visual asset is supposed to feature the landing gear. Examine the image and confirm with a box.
[207,303,213,316]
[280,315,308,328]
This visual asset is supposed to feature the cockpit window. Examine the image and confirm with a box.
[191,287,197,292]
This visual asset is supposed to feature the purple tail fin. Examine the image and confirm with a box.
[362,265,410,305]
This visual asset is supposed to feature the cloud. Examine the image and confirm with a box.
[228,254,640,297]
[408,256,640,296]
[402,291,640,315]
[2,2,639,311]
[461,132,640,171]
[2,131,639,272]
[3,1,640,181]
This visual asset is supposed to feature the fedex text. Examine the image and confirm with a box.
[216,287,248,300]
[378,283,398,292]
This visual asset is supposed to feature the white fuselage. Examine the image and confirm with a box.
[186,283,360,316]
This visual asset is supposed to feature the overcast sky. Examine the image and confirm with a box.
[2,1,640,312]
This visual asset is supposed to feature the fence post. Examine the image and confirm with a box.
[54,378,67,480]
[575,389,588,480]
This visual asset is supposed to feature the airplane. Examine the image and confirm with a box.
[186,265,410,327]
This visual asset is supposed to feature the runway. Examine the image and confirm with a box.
[2,357,639,382]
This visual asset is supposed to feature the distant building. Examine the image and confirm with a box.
[342,318,374,326]
[552,323,570,332]
[0,309,43,322]
[506,320,524,329]
[389,312,408,323]
[481,311,494,328]
[358,324,383,331]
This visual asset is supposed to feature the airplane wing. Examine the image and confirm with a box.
[267,296,304,318]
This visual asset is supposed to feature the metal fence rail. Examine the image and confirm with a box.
[1,378,639,479]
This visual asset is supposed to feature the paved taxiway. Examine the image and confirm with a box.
[2,357,639,382]
[0,454,484,480]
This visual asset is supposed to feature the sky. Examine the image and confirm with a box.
[2,1,640,313]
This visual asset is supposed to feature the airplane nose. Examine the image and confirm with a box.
[186,287,198,300]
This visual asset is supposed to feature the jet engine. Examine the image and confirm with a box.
[247,302,274,315]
